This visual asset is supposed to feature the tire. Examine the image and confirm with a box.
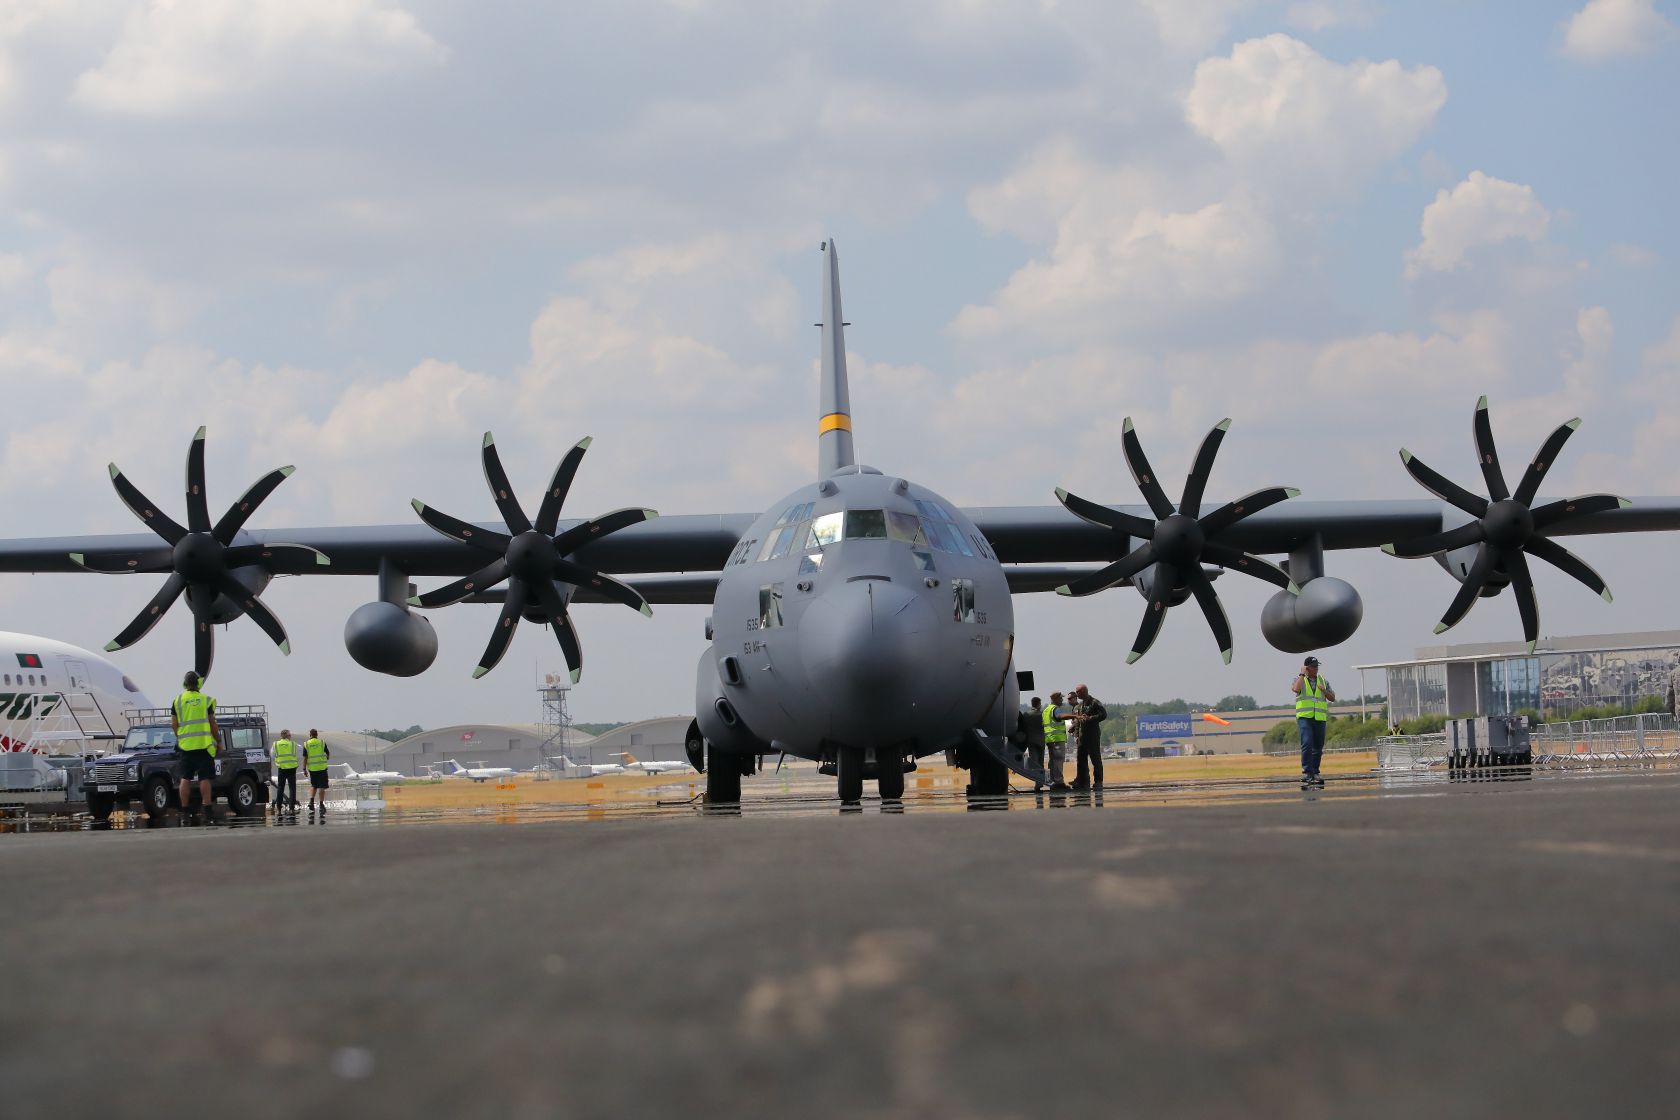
[142,775,174,820]
[837,748,864,804]
[971,749,1009,797]
[229,774,261,817]
[705,751,741,803]
[877,755,905,800]
[86,792,114,821]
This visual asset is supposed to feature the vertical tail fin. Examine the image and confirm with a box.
[817,239,856,479]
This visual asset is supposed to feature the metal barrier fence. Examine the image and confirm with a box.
[1377,713,1680,771]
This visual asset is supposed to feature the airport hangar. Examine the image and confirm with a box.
[318,715,694,776]
[1356,628,1680,723]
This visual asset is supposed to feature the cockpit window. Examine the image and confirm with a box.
[844,510,888,540]
[912,550,936,572]
[122,675,141,693]
[774,502,815,527]
[886,511,926,546]
[808,512,843,548]
[798,553,824,575]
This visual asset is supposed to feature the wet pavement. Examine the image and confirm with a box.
[3,764,1678,1118]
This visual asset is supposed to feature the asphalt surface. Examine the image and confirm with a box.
[3,767,1679,1119]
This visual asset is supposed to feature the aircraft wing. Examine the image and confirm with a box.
[966,498,1680,564]
[0,514,759,578]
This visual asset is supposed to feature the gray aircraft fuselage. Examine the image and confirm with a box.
[695,465,1017,767]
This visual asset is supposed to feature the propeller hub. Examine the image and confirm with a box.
[1151,515,1204,567]
[1483,499,1533,550]
[173,533,225,582]
[506,530,556,580]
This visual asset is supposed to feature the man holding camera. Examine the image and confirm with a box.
[1069,683,1107,791]
[1292,656,1336,786]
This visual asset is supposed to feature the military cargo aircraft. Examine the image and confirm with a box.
[2,241,1677,804]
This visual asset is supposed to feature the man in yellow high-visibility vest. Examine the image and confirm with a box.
[304,729,331,815]
[171,671,220,821]
[1292,656,1336,786]
[272,729,300,815]
[1042,691,1071,791]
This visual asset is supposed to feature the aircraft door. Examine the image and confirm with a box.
[61,659,97,712]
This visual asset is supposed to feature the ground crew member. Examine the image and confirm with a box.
[171,671,219,822]
[304,729,331,814]
[1293,655,1336,785]
[1042,691,1071,790]
[1070,684,1108,791]
[272,729,300,814]
[1020,696,1047,792]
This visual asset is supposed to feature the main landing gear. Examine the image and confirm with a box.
[836,747,907,805]
[703,746,754,804]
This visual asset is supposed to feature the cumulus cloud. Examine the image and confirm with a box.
[1561,0,1676,61]
[1139,0,1248,51]
[1405,172,1552,277]
[1184,34,1447,196]
[74,0,445,115]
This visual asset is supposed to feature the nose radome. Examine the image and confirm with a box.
[798,580,938,738]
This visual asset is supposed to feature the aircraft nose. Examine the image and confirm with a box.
[798,578,939,742]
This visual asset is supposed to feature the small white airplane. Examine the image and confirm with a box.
[442,758,518,782]
[544,755,624,777]
[0,630,154,754]
[612,750,692,775]
[334,761,406,783]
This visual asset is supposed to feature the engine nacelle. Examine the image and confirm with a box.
[1261,576,1364,653]
[693,650,768,757]
[1435,544,1508,597]
[1135,565,1193,607]
[210,567,273,625]
[344,602,438,676]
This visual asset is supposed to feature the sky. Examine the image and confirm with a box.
[1,0,1679,730]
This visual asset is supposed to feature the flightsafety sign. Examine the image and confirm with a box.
[1136,713,1193,739]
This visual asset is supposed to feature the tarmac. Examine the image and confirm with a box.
[3,764,1678,1118]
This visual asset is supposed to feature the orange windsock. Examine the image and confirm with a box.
[1200,713,1232,726]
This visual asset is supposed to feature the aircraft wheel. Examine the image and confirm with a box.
[877,757,905,800]
[705,754,741,803]
[971,750,1009,797]
[837,748,864,804]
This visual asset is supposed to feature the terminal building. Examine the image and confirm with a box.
[1356,629,1680,723]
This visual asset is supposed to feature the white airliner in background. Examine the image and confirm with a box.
[443,759,518,782]
[335,762,407,783]
[0,631,153,754]
[612,751,692,775]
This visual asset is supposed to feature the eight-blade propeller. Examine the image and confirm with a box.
[1382,397,1626,650]
[77,427,326,681]
[410,433,657,681]
[1054,418,1299,665]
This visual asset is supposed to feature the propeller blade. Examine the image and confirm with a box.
[552,506,658,556]
[1434,545,1498,634]
[1381,520,1486,560]
[472,576,528,679]
[1525,535,1612,603]
[535,437,592,537]
[105,573,186,651]
[214,576,291,655]
[1506,549,1539,650]
[1399,450,1490,519]
[185,426,211,534]
[68,549,173,574]
[530,578,584,683]
[1197,486,1300,537]
[1126,588,1174,664]
[213,465,296,545]
[1054,544,1156,597]
[186,583,218,682]
[1187,570,1233,664]
[1199,542,1297,592]
[480,432,533,535]
[1530,493,1631,530]
[109,464,186,545]
[221,543,332,574]
[1514,418,1580,506]
[1121,418,1176,520]
[1472,397,1509,502]
[1179,419,1230,519]
[552,558,653,616]
[1053,488,1154,538]
[410,558,511,609]
[411,500,512,554]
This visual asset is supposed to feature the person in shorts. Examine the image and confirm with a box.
[171,671,220,820]
[304,730,331,814]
